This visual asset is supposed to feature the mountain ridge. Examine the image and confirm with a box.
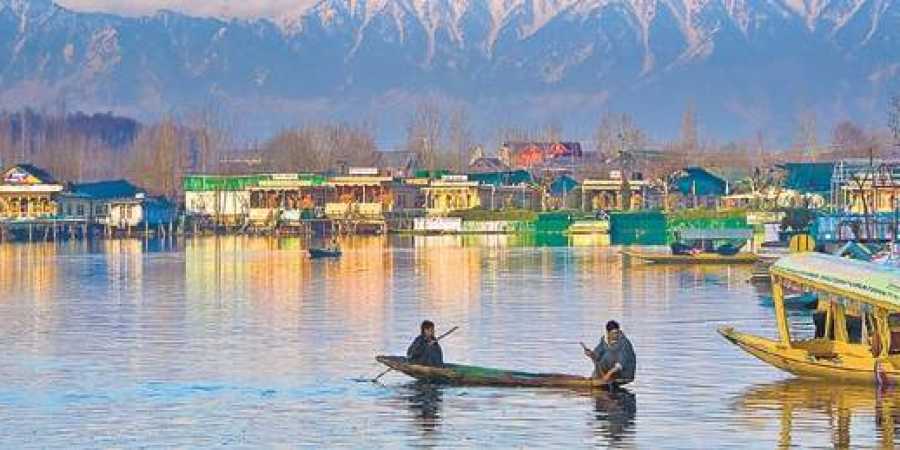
[1,0,899,142]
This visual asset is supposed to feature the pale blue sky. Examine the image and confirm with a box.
[57,0,317,18]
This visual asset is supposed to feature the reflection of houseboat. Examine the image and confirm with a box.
[735,379,898,448]
[720,253,900,384]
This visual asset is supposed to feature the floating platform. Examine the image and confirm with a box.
[621,250,759,264]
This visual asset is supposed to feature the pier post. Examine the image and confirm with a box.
[28,223,33,242]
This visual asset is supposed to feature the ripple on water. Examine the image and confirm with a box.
[0,236,896,448]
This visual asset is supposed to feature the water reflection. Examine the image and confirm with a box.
[5,235,860,447]
[735,379,899,448]
[400,381,444,434]
[590,388,637,442]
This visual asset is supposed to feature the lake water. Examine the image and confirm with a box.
[0,236,897,448]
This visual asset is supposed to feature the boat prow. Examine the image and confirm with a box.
[717,326,900,384]
[376,355,626,389]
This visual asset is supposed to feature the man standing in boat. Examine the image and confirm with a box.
[407,320,444,367]
[584,321,636,385]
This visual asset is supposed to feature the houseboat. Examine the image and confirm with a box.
[719,253,900,384]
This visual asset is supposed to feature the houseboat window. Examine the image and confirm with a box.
[889,314,900,354]
[77,205,84,216]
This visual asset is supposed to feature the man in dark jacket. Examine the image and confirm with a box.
[407,320,444,367]
[584,320,636,384]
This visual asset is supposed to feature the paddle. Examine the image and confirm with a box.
[361,326,460,383]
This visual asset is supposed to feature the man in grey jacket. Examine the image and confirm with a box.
[584,320,636,384]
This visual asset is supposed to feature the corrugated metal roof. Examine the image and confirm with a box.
[71,180,142,199]
[780,162,834,193]
[772,253,900,310]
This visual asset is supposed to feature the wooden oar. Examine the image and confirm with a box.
[364,326,460,383]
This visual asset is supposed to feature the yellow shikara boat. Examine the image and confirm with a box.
[719,253,900,384]
[621,250,759,265]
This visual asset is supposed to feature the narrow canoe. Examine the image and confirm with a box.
[376,355,622,388]
[309,248,341,258]
[621,250,758,264]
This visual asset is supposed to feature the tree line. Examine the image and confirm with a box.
[1,95,899,198]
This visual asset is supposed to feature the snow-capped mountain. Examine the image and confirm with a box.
[1,0,899,140]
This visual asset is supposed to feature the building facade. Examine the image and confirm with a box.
[0,165,64,220]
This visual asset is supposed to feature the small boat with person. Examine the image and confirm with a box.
[623,228,758,264]
[670,228,754,256]
[622,250,758,264]
[720,252,900,384]
[308,248,342,258]
[309,237,342,259]
[375,355,618,389]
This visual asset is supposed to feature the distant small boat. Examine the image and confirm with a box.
[376,355,624,388]
[622,250,758,264]
[309,248,342,259]
[670,228,753,256]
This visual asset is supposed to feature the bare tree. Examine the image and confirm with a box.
[795,110,819,161]
[187,105,233,174]
[831,120,868,155]
[406,98,445,171]
[890,94,900,154]
[128,117,190,198]
[447,106,473,172]
[847,149,877,240]
[679,101,698,153]
[594,112,646,159]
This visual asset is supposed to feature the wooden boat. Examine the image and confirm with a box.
[622,250,758,264]
[308,248,342,258]
[375,356,623,388]
[719,253,900,384]
[670,228,753,256]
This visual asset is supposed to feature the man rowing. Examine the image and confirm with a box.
[407,320,444,367]
[583,320,636,385]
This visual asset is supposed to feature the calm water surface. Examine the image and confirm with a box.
[0,236,897,448]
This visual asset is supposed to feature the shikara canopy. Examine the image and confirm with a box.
[676,228,753,240]
[771,253,900,310]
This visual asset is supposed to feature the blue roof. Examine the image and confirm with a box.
[71,180,143,199]
[673,167,726,196]
[780,162,834,193]
[549,175,578,196]
[467,170,533,187]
